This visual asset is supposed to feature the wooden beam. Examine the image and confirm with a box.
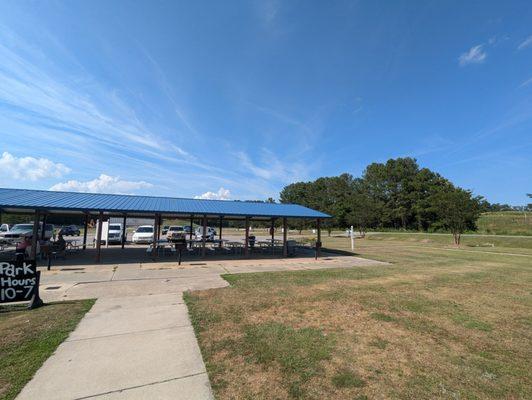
[82,214,89,250]
[201,215,207,258]
[121,215,127,249]
[282,217,288,257]
[30,211,40,260]
[95,212,103,263]
[244,217,250,257]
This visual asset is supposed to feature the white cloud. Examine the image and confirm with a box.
[458,45,487,66]
[50,174,153,194]
[517,35,532,50]
[194,187,231,200]
[0,151,70,180]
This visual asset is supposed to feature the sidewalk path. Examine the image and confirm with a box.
[16,255,384,399]
[16,293,214,400]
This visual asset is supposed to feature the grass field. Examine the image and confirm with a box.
[0,300,94,400]
[186,235,532,399]
[476,211,532,236]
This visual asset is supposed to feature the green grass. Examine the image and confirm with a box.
[186,235,532,399]
[332,370,366,388]
[0,300,95,400]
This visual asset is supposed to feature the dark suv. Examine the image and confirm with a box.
[59,225,81,236]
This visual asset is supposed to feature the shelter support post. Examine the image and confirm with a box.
[219,216,223,248]
[244,217,250,257]
[271,218,275,255]
[40,213,47,241]
[189,215,194,249]
[121,215,127,249]
[95,211,103,263]
[152,213,160,259]
[201,215,207,258]
[316,218,322,259]
[30,211,40,260]
[282,217,288,257]
[82,214,88,250]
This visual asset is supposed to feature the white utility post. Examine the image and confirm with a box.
[350,225,355,251]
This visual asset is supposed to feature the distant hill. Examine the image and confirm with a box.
[477,211,532,236]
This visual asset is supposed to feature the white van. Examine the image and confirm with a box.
[95,221,123,245]
[107,223,123,244]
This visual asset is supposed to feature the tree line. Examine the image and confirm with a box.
[280,157,493,245]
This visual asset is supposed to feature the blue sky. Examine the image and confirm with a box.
[0,1,531,204]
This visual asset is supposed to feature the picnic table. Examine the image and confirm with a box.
[147,239,176,256]
[225,241,244,254]
[65,239,81,252]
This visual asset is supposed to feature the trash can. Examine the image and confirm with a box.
[248,235,256,248]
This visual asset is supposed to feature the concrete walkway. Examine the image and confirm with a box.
[17,254,384,399]
[17,293,213,400]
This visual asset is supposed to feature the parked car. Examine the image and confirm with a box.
[0,223,10,239]
[183,225,192,235]
[195,226,216,241]
[132,225,154,244]
[161,225,170,235]
[59,225,80,236]
[2,223,54,243]
[167,226,186,242]
[107,223,123,244]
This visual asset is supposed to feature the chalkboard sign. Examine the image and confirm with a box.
[1,259,42,307]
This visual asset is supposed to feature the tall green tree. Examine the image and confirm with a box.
[279,157,487,237]
[429,187,481,245]
[363,158,421,229]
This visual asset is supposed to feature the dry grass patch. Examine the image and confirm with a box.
[186,237,531,399]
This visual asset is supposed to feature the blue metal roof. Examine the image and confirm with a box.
[0,188,330,219]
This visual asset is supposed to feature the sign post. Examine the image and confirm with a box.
[174,239,187,266]
[1,259,43,309]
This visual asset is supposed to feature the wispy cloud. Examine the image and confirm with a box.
[235,150,310,184]
[0,40,184,160]
[520,76,532,88]
[50,174,153,194]
[194,187,231,200]
[256,0,280,27]
[517,35,532,50]
[0,152,70,181]
[458,45,487,66]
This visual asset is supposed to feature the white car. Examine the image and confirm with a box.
[132,225,154,244]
